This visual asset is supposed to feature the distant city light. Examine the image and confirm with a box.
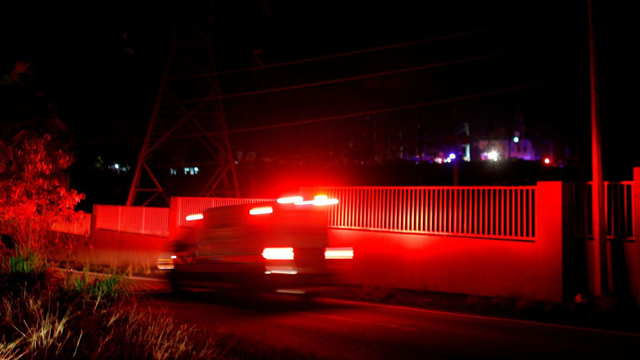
[488,151,498,161]
[107,162,128,173]
[435,157,443,164]
[513,136,520,143]
[183,167,200,175]
[449,153,456,159]
[544,157,551,164]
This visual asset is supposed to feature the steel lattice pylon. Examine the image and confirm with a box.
[127,1,239,206]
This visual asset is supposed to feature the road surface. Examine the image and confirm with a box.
[131,276,640,359]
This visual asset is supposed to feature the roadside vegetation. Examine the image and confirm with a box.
[0,62,222,359]
[0,253,221,359]
[0,61,318,360]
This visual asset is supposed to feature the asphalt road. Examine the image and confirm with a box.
[131,276,640,359]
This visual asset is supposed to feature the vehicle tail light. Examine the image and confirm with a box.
[262,247,294,260]
[185,213,203,221]
[250,206,273,215]
[325,247,354,259]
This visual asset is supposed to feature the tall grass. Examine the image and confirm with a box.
[6,252,47,274]
[2,290,75,359]
[0,253,220,359]
[65,266,132,300]
[0,291,220,359]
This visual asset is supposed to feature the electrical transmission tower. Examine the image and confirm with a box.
[127,0,239,207]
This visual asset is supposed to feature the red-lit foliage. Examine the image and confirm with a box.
[0,62,86,258]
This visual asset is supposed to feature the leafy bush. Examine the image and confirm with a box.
[1,61,87,261]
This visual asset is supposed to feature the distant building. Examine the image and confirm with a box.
[476,138,535,161]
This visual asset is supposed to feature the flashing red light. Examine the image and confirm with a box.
[324,247,354,260]
[544,158,551,164]
[277,196,303,204]
[185,213,203,221]
[294,195,339,206]
[262,247,294,260]
[315,198,339,206]
[250,206,273,215]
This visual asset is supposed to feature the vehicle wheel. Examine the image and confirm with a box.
[168,271,186,295]
[301,292,315,307]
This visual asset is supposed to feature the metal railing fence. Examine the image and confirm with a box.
[50,213,92,236]
[94,205,170,237]
[312,186,536,240]
[571,181,635,241]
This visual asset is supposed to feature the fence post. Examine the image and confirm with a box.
[633,168,640,305]
[535,181,570,302]
[90,205,99,240]
[169,197,180,240]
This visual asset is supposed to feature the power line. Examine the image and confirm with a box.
[173,28,495,79]
[76,77,578,146]
[170,10,573,80]
[183,78,579,137]
[76,77,579,146]
[181,45,553,104]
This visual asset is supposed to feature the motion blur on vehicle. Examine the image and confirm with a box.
[166,195,353,296]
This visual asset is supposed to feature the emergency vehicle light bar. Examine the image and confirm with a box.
[294,195,339,206]
[277,196,303,204]
[185,213,203,221]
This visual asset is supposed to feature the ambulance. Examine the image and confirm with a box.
[167,195,353,296]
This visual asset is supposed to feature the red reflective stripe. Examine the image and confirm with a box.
[324,247,354,260]
[250,206,273,215]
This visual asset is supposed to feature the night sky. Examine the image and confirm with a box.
[1,1,635,205]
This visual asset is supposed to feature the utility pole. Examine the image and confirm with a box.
[127,0,240,206]
[588,0,608,296]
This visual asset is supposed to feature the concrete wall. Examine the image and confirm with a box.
[326,182,568,302]
[73,228,170,271]
[69,178,640,303]
[576,170,640,304]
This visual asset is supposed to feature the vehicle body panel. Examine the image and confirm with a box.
[169,201,349,295]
